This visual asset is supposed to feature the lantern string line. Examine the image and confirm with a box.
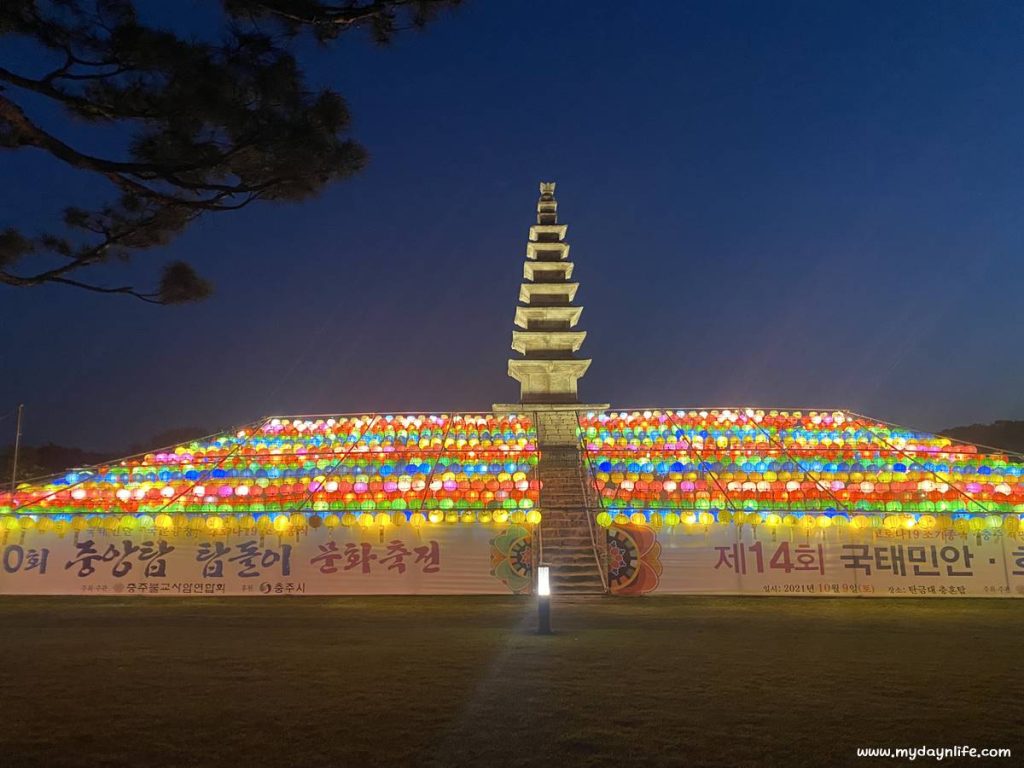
[684,423,743,518]
[147,417,271,518]
[9,417,270,513]
[748,412,851,514]
[576,410,608,517]
[574,409,610,592]
[846,409,1024,463]
[416,414,457,519]
[285,413,380,514]
[846,414,995,516]
[10,419,266,488]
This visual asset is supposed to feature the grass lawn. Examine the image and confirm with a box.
[1,596,1020,767]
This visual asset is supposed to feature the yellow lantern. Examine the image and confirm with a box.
[206,515,224,532]
[630,512,646,526]
[324,514,341,528]
[596,511,613,527]
[525,510,541,525]
[273,514,290,533]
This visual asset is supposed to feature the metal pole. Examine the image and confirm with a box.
[10,403,23,495]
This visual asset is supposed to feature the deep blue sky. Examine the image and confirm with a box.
[2,0,1023,450]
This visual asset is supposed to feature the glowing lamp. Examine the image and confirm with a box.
[537,565,551,596]
[537,564,552,635]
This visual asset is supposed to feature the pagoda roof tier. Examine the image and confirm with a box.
[519,282,579,303]
[514,306,583,329]
[507,358,593,403]
[511,330,587,354]
[524,261,574,281]
[529,224,568,241]
[526,241,570,260]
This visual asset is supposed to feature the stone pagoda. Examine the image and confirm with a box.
[507,181,591,406]
[495,182,608,594]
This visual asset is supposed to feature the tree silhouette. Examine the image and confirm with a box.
[0,0,458,303]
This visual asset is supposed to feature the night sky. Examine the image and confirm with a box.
[2,0,1023,450]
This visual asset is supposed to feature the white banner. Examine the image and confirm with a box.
[607,525,1024,597]
[0,524,537,596]
[4,522,1021,597]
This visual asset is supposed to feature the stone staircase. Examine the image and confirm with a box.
[538,446,607,594]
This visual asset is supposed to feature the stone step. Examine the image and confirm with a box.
[540,529,592,537]
[540,536,593,544]
[551,576,605,589]
[542,545,597,556]
[540,536,594,546]
[546,562,600,572]
[539,537,594,547]
[552,574,604,586]
[542,547,599,559]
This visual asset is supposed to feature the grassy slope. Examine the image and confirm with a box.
[1,597,1020,767]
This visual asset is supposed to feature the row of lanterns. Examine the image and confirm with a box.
[595,509,1022,533]
[579,410,990,458]
[1,508,544,534]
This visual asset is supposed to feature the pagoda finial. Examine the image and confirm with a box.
[537,181,558,225]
